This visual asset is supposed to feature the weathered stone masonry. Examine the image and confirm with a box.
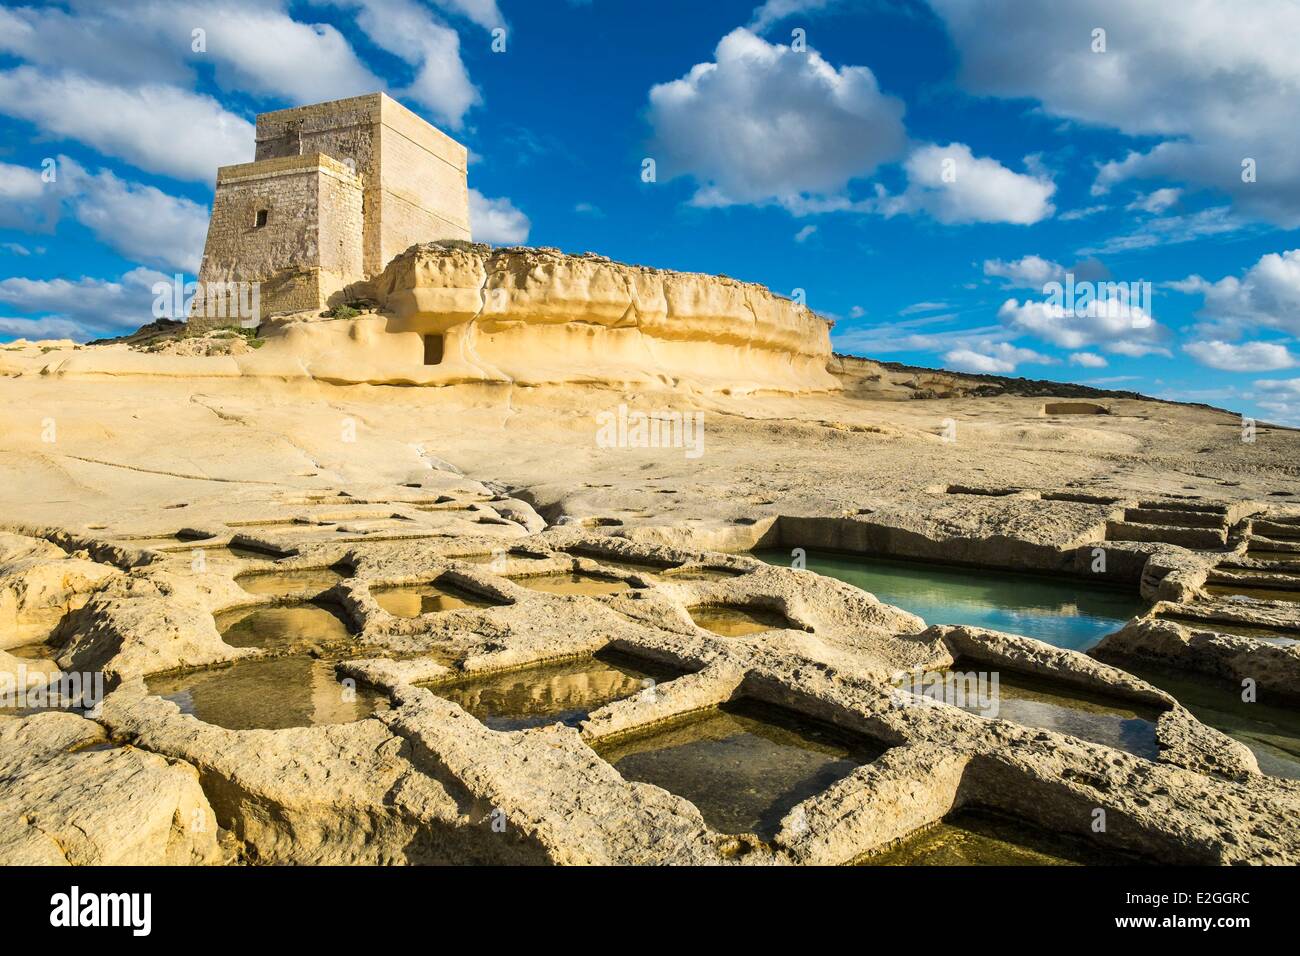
[194,92,471,319]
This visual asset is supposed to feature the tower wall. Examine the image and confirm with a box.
[193,154,363,321]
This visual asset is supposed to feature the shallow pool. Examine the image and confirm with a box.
[236,566,350,596]
[930,662,1162,759]
[754,549,1142,650]
[215,602,353,650]
[513,572,638,597]
[860,809,1125,866]
[1120,662,1300,780]
[372,581,502,617]
[689,603,793,636]
[147,655,389,730]
[599,700,882,841]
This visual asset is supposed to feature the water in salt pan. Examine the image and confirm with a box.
[599,700,882,840]
[755,549,1141,651]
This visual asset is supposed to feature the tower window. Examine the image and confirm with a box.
[254,208,268,228]
[423,334,444,366]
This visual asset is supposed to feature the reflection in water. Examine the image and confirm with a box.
[754,549,1142,650]
[1121,662,1300,780]
[146,655,389,730]
[861,810,1123,866]
[600,701,882,840]
[428,651,684,731]
[237,566,348,596]
[689,604,792,636]
[933,663,1161,759]
[513,573,636,596]
[372,581,500,617]
[215,602,353,650]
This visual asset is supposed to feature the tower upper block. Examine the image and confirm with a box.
[254,93,471,276]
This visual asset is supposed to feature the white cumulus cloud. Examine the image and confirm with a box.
[72,169,209,273]
[749,0,838,33]
[1254,377,1300,425]
[0,67,251,183]
[1184,339,1296,372]
[429,0,504,30]
[469,189,530,245]
[998,296,1169,356]
[0,267,170,336]
[1127,188,1181,214]
[1069,352,1108,368]
[0,1,383,100]
[0,315,86,341]
[342,0,480,129]
[1172,248,1300,338]
[876,143,1055,225]
[925,0,1300,225]
[943,342,1055,374]
[647,28,906,209]
[983,254,1066,288]
[0,160,63,231]
[0,156,207,272]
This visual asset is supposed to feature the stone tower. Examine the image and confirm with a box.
[193,92,471,321]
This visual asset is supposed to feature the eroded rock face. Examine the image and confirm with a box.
[35,244,837,395]
[349,244,839,394]
[0,712,219,865]
[1094,616,1300,704]
[100,686,498,865]
[54,568,251,682]
[0,531,119,650]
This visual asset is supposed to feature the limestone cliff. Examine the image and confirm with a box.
[329,243,839,394]
[35,244,838,395]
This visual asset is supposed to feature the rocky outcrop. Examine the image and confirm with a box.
[0,712,219,865]
[936,624,1259,779]
[0,531,119,650]
[236,244,837,394]
[20,518,1291,867]
[3,355,1300,866]
[54,567,251,682]
[1093,615,1300,705]
[40,245,837,395]
[99,684,494,865]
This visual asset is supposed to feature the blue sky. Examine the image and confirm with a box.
[3,0,1300,424]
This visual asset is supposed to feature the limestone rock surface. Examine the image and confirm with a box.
[0,711,220,865]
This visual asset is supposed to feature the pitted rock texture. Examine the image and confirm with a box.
[6,519,1294,866]
[32,245,838,395]
[363,244,839,394]
[0,531,118,649]
[0,711,219,865]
